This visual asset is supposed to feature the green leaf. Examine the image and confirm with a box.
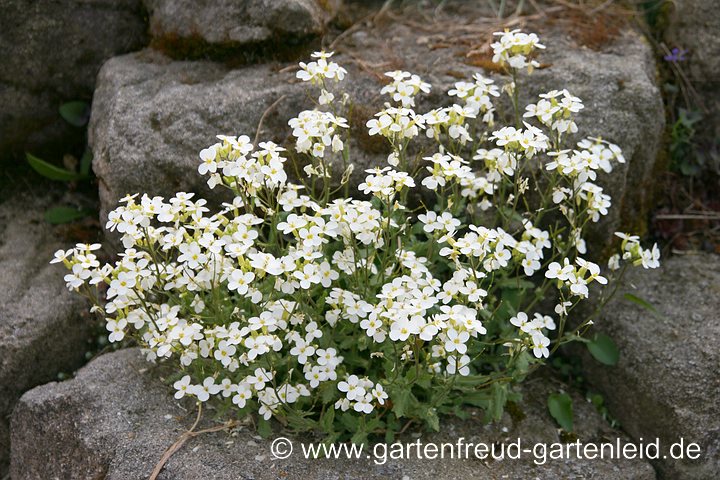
[461,391,490,408]
[257,417,272,438]
[586,333,619,366]
[415,371,432,390]
[320,407,335,433]
[453,374,491,388]
[486,382,508,422]
[623,293,666,319]
[496,287,524,321]
[365,417,384,433]
[26,153,85,181]
[425,409,440,431]
[321,382,337,405]
[496,278,534,289]
[512,350,531,378]
[350,431,368,446]
[339,412,360,432]
[59,101,90,127]
[44,206,90,224]
[547,392,573,432]
[390,386,411,418]
[588,393,604,410]
[79,148,93,176]
[452,404,470,420]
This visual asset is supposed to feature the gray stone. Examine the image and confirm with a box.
[11,348,656,479]
[0,0,148,160]
[665,0,720,171]
[0,192,94,475]
[335,16,664,242]
[583,253,720,479]
[88,49,311,218]
[89,5,663,241]
[144,0,338,52]
[665,0,720,87]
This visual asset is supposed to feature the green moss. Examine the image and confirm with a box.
[559,430,579,443]
[505,400,527,424]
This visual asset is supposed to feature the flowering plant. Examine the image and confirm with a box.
[54,30,659,441]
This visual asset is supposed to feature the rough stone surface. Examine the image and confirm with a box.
[145,0,338,50]
[338,12,665,241]
[665,0,720,87]
[89,49,310,217]
[0,192,94,475]
[583,253,720,479]
[0,0,148,160]
[89,4,663,245]
[11,348,656,479]
[665,0,720,171]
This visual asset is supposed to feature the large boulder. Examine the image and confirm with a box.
[582,253,720,478]
[338,13,665,241]
[89,49,310,217]
[0,0,148,161]
[89,4,663,244]
[0,191,95,475]
[10,348,656,479]
[145,0,339,57]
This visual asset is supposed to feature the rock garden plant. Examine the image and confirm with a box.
[53,30,660,443]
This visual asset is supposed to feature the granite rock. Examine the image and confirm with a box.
[582,253,720,478]
[0,192,94,475]
[0,0,148,161]
[11,348,656,479]
[89,4,663,245]
[145,0,338,54]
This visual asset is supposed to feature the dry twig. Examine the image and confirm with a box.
[149,404,240,480]
[254,95,287,145]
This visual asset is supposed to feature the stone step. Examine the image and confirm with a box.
[10,348,656,479]
[583,253,720,478]
[0,192,95,476]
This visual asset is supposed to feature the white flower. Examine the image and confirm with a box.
[319,89,334,105]
[447,354,471,376]
[444,329,470,354]
[531,333,550,358]
[173,375,192,399]
[194,377,222,402]
[228,269,255,294]
[214,340,237,367]
[338,375,365,401]
[49,39,662,433]
[106,318,127,342]
[353,394,375,414]
[510,312,533,333]
[290,339,316,364]
[371,384,388,405]
[232,383,253,408]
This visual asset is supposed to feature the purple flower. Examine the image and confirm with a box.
[664,47,688,63]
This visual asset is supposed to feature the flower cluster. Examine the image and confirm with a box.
[289,110,348,159]
[524,89,584,135]
[55,33,660,440]
[380,70,431,107]
[448,73,500,122]
[610,233,661,270]
[491,29,545,72]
